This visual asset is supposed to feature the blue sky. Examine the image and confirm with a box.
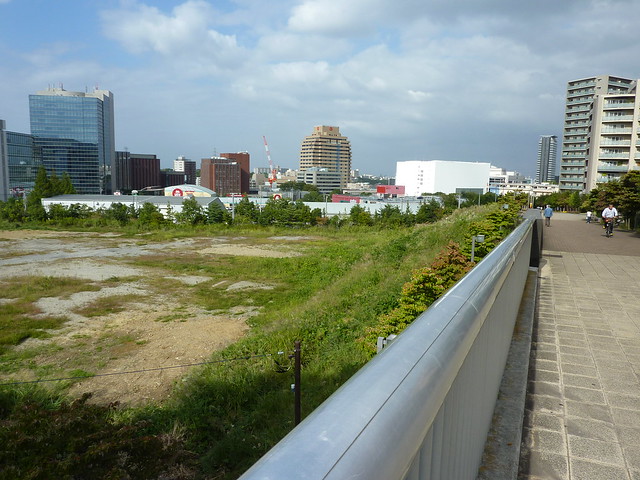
[1,0,639,177]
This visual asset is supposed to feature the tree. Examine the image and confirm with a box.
[206,201,230,224]
[138,202,167,228]
[617,171,640,229]
[59,172,76,194]
[375,204,404,227]
[32,166,52,198]
[259,198,311,226]
[0,197,26,223]
[568,191,581,210]
[106,203,131,226]
[348,204,373,226]
[302,190,324,202]
[175,197,206,225]
[588,172,640,229]
[415,199,442,224]
[233,196,260,223]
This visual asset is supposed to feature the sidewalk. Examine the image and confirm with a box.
[518,212,640,479]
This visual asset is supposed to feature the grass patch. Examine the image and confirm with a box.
[0,299,68,353]
[1,276,100,301]
[72,294,144,317]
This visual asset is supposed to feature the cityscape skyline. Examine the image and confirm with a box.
[1,1,640,178]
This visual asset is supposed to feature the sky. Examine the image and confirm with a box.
[1,0,639,178]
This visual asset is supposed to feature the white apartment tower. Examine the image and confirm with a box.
[559,75,640,192]
[299,126,351,190]
[535,135,557,183]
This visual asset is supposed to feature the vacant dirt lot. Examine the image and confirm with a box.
[0,230,302,405]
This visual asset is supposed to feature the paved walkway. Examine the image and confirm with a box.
[518,212,640,480]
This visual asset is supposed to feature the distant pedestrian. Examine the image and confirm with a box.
[543,205,553,226]
[586,210,592,223]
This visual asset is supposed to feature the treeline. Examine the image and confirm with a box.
[0,168,512,230]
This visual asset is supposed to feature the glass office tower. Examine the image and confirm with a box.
[7,131,38,194]
[29,87,115,194]
[0,120,9,201]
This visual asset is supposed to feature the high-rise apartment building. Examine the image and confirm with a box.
[174,156,197,185]
[300,126,351,190]
[559,76,639,192]
[536,135,557,183]
[29,87,115,194]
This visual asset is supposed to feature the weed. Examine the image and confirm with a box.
[72,294,144,317]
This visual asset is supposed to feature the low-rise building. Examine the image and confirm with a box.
[41,194,224,219]
[396,160,491,196]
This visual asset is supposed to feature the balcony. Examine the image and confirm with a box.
[567,105,591,113]
[601,128,632,134]
[599,140,631,147]
[560,175,585,182]
[603,103,635,109]
[564,121,590,128]
[597,162,629,173]
[559,183,583,190]
[596,175,622,183]
[602,115,634,121]
[598,152,629,159]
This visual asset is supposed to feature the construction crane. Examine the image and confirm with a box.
[262,135,277,186]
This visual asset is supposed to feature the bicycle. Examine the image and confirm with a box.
[604,218,614,237]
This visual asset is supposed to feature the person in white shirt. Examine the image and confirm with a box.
[586,210,592,223]
[601,204,618,235]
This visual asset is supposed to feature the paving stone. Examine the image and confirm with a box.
[567,436,625,465]
[564,417,617,442]
[569,459,629,480]
[563,386,606,405]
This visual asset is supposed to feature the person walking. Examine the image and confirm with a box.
[602,203,618,236]
[586,210,592,223]
[543,205,553,226]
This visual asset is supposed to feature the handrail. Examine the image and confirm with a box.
[240,218,535,480]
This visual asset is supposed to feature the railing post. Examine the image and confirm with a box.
[294,340,301,425]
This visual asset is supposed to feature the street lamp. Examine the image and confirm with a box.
[471,234,485,263]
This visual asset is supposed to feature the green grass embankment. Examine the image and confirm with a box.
[0,205,502,479]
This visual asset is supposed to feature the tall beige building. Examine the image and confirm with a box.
[559,75,640,193]
[299,126,351,190]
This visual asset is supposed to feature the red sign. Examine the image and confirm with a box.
[172,188,183,196]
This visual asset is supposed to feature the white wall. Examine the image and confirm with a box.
[396,161,491,195]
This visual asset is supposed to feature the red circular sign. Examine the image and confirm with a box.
[172,188,183,196]
[273,194,282,200]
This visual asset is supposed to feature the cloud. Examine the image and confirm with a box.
[287,0,387,35]
[101,1,245,73]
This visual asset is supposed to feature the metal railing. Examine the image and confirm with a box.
[240,218,537,480]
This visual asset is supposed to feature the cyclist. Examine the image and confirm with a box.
[601,204,618,236]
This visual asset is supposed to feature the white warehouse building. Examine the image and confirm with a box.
[395,160,491,196]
